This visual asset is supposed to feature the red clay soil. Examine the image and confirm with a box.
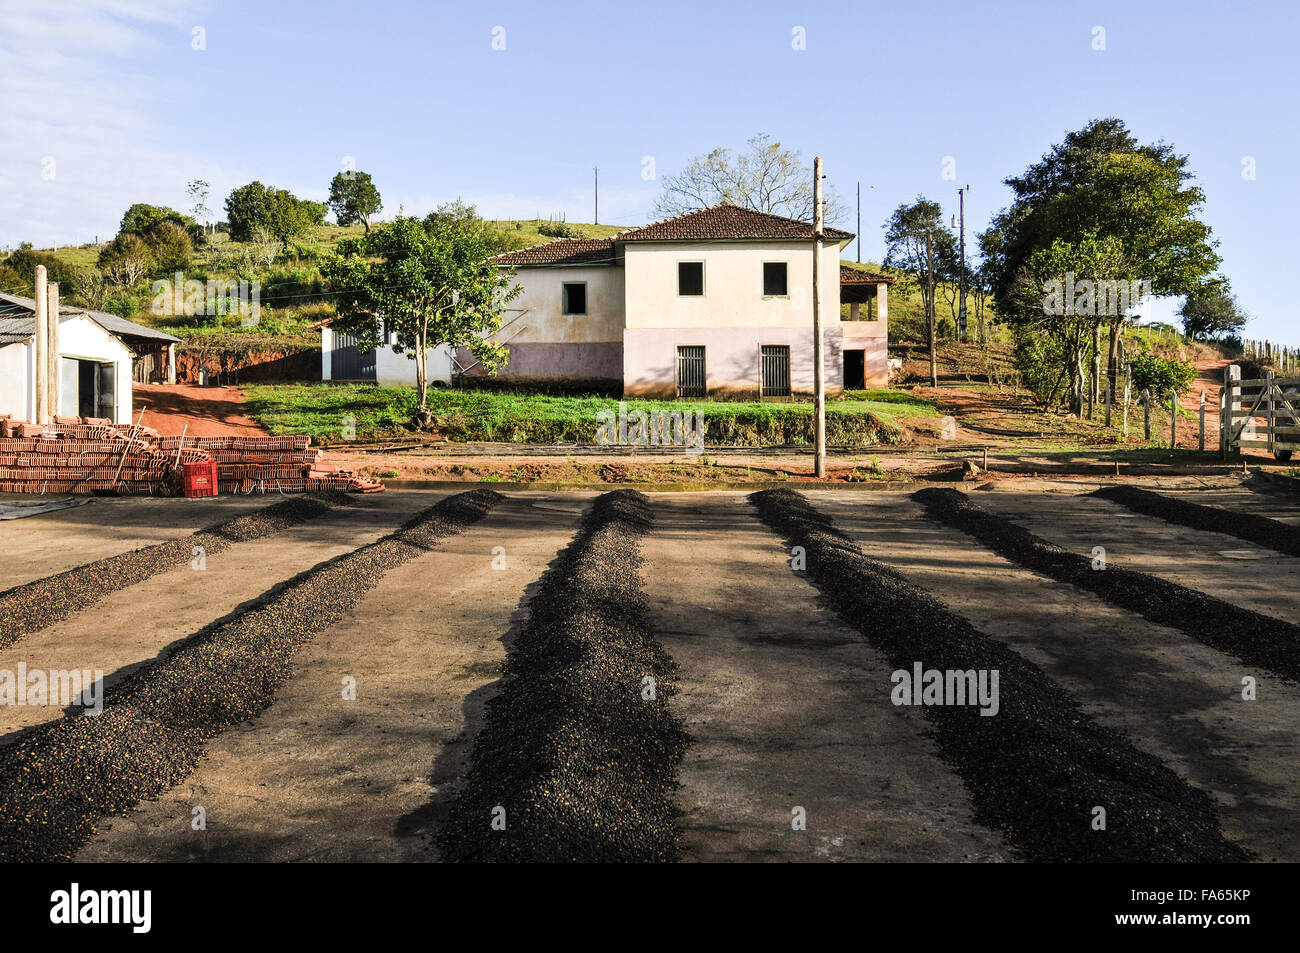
[132,384,268,438]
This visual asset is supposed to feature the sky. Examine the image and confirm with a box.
[0,0,1295,340]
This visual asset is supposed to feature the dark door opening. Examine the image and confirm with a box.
[72,359,116,418]
[844,349,865,390]
[676,346,706,398]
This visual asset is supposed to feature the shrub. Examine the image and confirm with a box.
[1128,352,1196,397]
[538,221,581,238]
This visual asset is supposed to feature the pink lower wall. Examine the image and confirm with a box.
[457,341,623,384]
[623,326,848,399]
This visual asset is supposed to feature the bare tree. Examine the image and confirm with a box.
[654,133,846,224]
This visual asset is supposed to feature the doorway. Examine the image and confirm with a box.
[843,349,865,390]
[68,358,116,419]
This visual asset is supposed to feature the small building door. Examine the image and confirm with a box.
[332,333,377,380]
[677,346,706,398]
[761,345,791,397]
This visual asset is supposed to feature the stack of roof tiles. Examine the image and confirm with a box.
[0,415,383,495]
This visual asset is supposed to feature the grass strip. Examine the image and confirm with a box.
[439,489,689,862]
[0,489,503,862]
[751,487,1246,862]
[0,494,350,649]
[916,487,1300,683]
[1093,484,1300,558]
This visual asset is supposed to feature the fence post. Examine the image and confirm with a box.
[1105,377,1113,427]
[1267,370,1276,455]
[1199,389,1206,452]
[1122,365,1131,439]
[1223,364,1240,459]
[1142,388,1152,440]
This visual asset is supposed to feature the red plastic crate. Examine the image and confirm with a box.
[182,460,219,497]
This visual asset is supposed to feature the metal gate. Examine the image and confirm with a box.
[1222,365,1300,459]
[761,345,791,398]
[332,333,376,380]
[677,345,705,398]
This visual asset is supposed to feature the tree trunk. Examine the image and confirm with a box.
[413,321,432,429]
[926,233,937,388]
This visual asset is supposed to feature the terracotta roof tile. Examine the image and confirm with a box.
[615,203,854,242]
[489,239,616,267]
[839,265,895,285]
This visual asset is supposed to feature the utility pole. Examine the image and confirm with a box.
[813,157,826,478]
[856,181,861,263]
[926,231,937,388]
[593,167,598,225]
[957,185,968,343]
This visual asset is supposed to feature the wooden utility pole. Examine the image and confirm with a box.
[856,182,861,263]
[926,232,937,388]
[957,185,968,342]
[593,167,598,225]
[813,157,826,478]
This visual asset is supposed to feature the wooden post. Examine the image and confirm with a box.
[33,265,47,424]
[812,156,826,479]
[1122,364,1131,439]
[1142,388,1151,441]
[1105,377,1113,427]
[1170,389,1178,449]
[1223,364,1240,459]
[47,281,60,418]
[1199,389,1206,452]
[1267,370,1276,455]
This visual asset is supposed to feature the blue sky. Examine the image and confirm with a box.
[1,0,1294,339]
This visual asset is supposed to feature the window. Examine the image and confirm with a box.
[761,345,791,398]
[562,282,587,315]
[677,345,706,397]
[677,261,704,296]
[762,262,788,297]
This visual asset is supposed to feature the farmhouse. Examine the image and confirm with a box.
[0,290,179,425]
[321,204,891,396]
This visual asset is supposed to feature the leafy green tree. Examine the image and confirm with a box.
[883,198,957,384]
[118,203,202,243]
[145,220,193,273]
[323,214,522,427]
[225,181,325,248]
[1179,291,1246,341]
[98,233,154,284]
[984,118,1223,399]
[327,171,382,232]
[424,200,532,257]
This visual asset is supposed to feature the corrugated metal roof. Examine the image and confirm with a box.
[0,292,179,345]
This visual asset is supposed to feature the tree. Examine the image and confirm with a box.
[424,200,532,257]
[146,221,194,272]
[883,198,957,385]
[225,181,325,248]
[1179,291,1246,341]
[654,133,845,224]
[98,234,153,285]
[118,203,202,244]
[323,214,522,427]
[984,118,1223,404]
[328,171,382,232]
[186,179,212,235]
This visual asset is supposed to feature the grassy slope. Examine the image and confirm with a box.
[242,384,939,445]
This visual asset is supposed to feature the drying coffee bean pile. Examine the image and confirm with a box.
[0,496,335,650]
[916,487,1300,683]
[439,489,689,863]
[1093,484,1300,557]
[750,488,1246,862]
[0,489,503,862]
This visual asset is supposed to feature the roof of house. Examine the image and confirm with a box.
[0,292,180,347]
[614,203,854,243]
[839,265,896,285]
[489,238,618,267]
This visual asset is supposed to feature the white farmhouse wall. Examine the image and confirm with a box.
[0,341,32,421]
[57,315,133,423]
